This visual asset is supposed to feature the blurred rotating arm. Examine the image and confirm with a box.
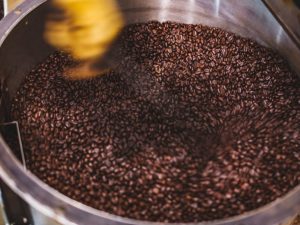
[45,0,124,79]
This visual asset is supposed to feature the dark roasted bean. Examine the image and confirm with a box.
[10,21,300,223]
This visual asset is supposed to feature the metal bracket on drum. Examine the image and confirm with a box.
[0,121,34,225]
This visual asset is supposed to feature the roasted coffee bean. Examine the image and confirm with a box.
[11,21,300,223]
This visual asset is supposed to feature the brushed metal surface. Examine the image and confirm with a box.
[263,0,300,48]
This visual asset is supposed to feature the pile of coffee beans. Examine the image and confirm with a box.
[11,22,300,222]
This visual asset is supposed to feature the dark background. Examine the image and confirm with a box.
[0,0,3,19]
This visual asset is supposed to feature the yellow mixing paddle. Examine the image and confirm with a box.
[45,0,124,79]
[6,0,124,79]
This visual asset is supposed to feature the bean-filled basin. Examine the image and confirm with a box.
[0,1,299,225]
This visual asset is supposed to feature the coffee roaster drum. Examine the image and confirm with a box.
[0,0,299,225]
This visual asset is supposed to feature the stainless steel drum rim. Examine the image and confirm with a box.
[0,1,300,225]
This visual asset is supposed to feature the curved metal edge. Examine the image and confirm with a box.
[0,1,300,225]
[0,0,45,45]
[3,0,27,16]
[262,0,300,49]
